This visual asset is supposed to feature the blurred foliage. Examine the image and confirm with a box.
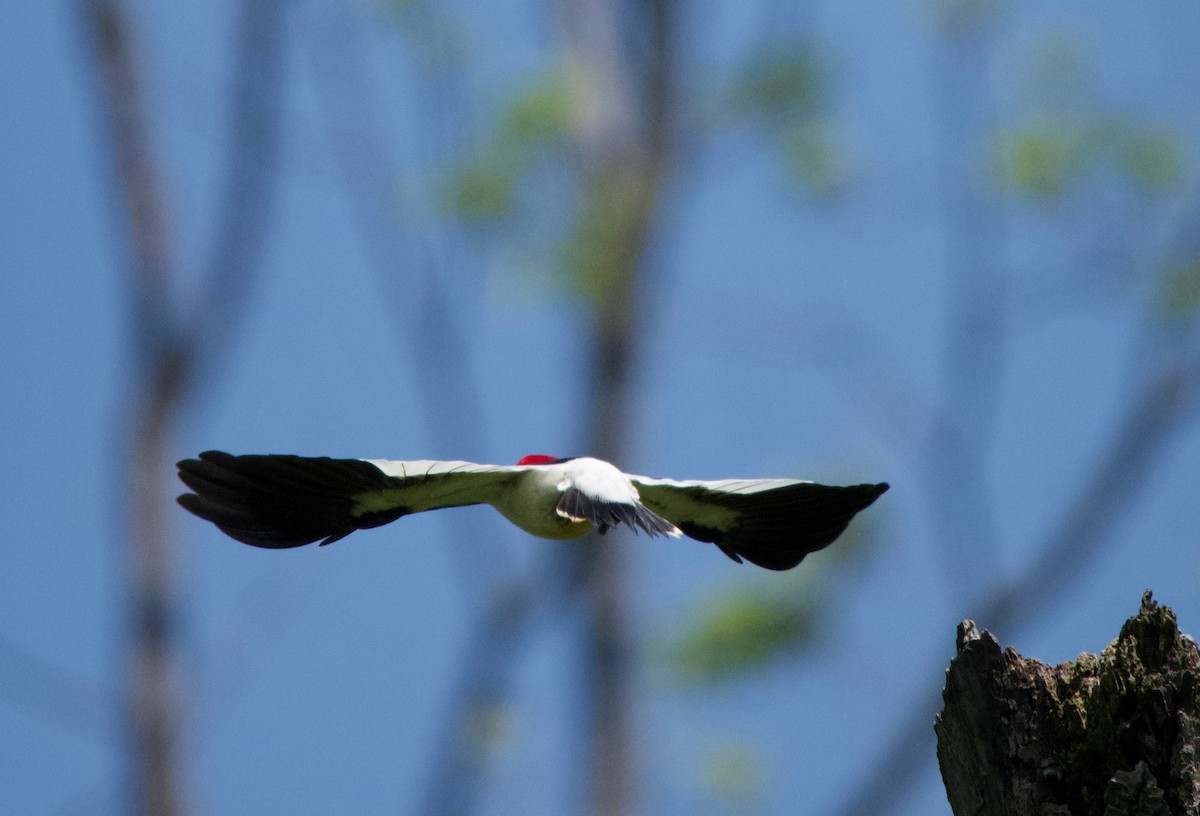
[448,72,573,221]
[783,118,854,195]
[729,46,823,125]
[377,0,467,69]
[729,42,854,194]
[1114,125,1182,191]
[452,161,519,220]
[671,581,817,684]
[932,0,996,33]
[560,165,649,303]
[463,701,517,754]
[1161,261,1200,321]
[992,118,1183,200]
[992,34,1184,202]
[700,742,766,809]
[1022,32,1089,110]
[992,120,1088,198]
[665,488,883,685]
[502,75,573,145]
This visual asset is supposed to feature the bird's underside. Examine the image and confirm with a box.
[176,451,888,571]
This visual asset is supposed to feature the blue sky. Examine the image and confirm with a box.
[3,1,1200,814]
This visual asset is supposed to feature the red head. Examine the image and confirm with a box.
[517,454,559,465]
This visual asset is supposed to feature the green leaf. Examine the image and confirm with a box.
[448,161,517,220]
[501,74,573,146]
[559,165,649,302]
[1118,126,1182,191]
[993,115,1183,201]
[463,701,517,754]
[1160,261,1200,321]
[444,70,574,224]
[992,122,1087,199]
[783,119,853,194]
[730,45,824,124]
[672,584,817,684]
[701,742,766,808]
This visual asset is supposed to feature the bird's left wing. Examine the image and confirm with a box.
[177,451,523,549]
[628,475,888,571]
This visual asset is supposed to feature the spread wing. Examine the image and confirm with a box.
[177,451,522,549]
[629,476,889,571]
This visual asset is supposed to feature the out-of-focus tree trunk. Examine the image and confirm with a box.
[581,159,669,816]
[559,1,676,813]
[85,1,284,813]
[87,4,186,813]
[937,591,1200,816]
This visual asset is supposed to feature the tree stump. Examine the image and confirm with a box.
[936,591,1200,816]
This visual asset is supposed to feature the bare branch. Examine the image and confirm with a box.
[418,558,578,816]
[299,2,502,598]
[181,0,287,404]
[0,629,121,741]
[83,2,286,814]
[84,4,186,812]
[927,20,1007,605]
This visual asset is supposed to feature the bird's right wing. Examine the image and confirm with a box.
[629,475,888,570]
[177,451,523,549]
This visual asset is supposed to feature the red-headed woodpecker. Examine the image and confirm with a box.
[176,451,888,571]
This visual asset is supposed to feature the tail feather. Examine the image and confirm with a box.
[557,487,680,538]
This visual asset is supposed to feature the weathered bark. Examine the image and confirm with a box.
[936,591,1200,816]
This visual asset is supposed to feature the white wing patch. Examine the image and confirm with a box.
[628,476,809,528]
[630,476,810,494]
[356,459,525,514]
[557,457,642,505]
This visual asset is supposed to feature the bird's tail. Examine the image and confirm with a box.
[176,451,407,548]
[557,487,681,538]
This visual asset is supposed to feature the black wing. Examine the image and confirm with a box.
[631,476,888,571]
[176,451,517,548]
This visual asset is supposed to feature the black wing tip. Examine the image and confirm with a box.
[178,450,230,467]
[721,479,891,571]
[857,481,890,505]
[175,491,325,550]
[174,451,399,550]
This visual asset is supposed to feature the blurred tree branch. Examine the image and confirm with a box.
[298,9,541,816]
[306,2,680,814]
[309,1,683,814]
[0,629,121,740]
[556,1,676,814]
[823,11,1200,814]
[84,0,285,814]
[927,7,1006,611]
[302,2,499,595]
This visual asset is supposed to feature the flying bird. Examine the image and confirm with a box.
[176,451,888,571]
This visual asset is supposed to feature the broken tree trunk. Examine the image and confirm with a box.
[936,590,1200,816]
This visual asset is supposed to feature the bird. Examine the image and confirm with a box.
[176,451,888,571]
